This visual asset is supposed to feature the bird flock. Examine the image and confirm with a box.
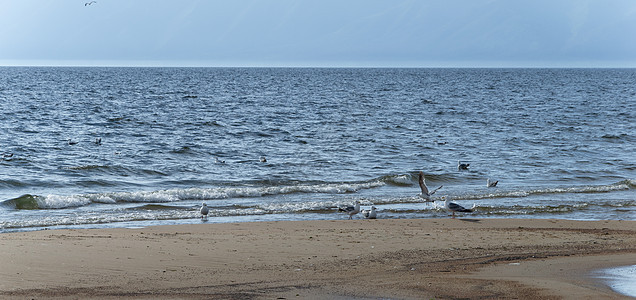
[334,160,497,220]
[196,160,498,221]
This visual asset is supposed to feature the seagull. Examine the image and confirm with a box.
[95,137,102,145]
[214,157,225,163]
[338,200,360,219]
[362,206,377,219]
[67,139,78,145]
[85,1,97,6]
[418,171,443,202]
[259,156,267,163]
[457,160,470,170]
[487,178,498,188]
[442,196,473,219]
[200,202,209,219]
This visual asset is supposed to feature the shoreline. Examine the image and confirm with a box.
[1,218,635,299]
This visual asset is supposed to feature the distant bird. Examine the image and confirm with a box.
[418,171,443,202]
[214,157,225,164]
[259,156,267,163]
[1,153,13,161]
[457,160,470,170]
[200,203,209,219]
[85,1,97,6]
[338,200,360,220]
[95,137,102,145]
[362,206,377,219]
[487,178,498,188]
[443,196,473,219]
[67,139,78,145]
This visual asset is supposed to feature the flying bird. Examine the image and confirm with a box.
[457,160,470,170]
[362,206,377,219]
[487,178,498,187]
[85,1,97,6]
[443,197,473,219]
[338,200,360,220]
[418,171,443,202]
[200,202,209,219]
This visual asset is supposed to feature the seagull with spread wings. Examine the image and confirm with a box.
[418,171,443,202]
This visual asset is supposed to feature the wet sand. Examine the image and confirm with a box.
[1,218,634,299]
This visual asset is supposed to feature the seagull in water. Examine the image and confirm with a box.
[487,178,498,188]
[457,160,470,170]
[338,200,360,219]
[200,202,209,219]
[362,206,377,219]
[442,196,473,219]
[418,171,443,202]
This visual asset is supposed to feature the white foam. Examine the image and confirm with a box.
[31,181,386,209]
[596,265,636,298]
[38,194,92,209]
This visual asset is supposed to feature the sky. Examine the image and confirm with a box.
[0,0,635,67]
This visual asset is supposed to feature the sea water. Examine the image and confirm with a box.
[0,67,634,232]
[595,265,636,298]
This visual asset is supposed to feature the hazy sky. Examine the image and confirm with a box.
[1,0,635,67]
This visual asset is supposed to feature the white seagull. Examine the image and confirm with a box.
[457,161,470,170]
[443,197,473,219]
[338,200,360,219]
[487,178,498,188]
[418,171,443,202]
[200,202,209,219]
[362,206,377,219]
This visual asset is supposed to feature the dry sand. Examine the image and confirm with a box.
[1,218,634,299]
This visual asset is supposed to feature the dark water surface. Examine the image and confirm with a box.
[1,67,634,232]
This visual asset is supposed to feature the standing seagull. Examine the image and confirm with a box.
[457,161,470,170]
[487,178,498,188]
[362,206,377,219]
[442,197,473,219]
[418,171,443,202]
[200,202,209,219]
[338,200,360,219]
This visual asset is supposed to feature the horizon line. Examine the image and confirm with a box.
[1,60,634,69]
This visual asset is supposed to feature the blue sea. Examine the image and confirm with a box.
[0,67,634,232]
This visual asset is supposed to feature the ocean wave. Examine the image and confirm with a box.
[3,178,632,211]
[448,180,634,201]
[2,180,386,210]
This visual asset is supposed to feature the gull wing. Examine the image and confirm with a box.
[418,171,429,195]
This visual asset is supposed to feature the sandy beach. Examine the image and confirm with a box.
[1,218,635,299]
